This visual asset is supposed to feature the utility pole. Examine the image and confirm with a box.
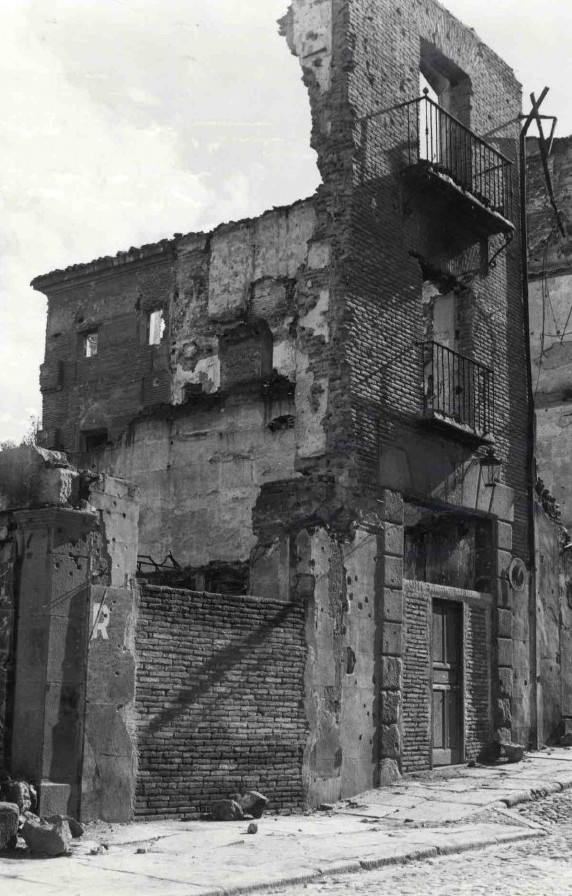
[519,89,561,749]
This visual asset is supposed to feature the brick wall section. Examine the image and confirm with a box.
[134,585,308,818]
[465,604,492,759]
[340,0,529,562]
[37,248,175,450]
[402,589,431,773]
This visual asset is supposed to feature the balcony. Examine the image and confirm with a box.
[399,94,514,236]
[422,341,494,441]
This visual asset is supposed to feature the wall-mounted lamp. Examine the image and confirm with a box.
[479,447,502,488]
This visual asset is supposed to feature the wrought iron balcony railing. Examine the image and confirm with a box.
[422,341,494,439]
[401,94,513,224]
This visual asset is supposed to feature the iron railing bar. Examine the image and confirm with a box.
[360,96,514,166]
[422,341,494,435]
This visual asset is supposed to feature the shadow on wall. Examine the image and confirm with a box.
[146,600,299,735]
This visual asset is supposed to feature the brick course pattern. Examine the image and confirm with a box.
[402,590,431,773]
[464,603,492,760]
[134,585,308,818]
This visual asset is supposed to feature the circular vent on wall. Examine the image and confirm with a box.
[508,557,527,592]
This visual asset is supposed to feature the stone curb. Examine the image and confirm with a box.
[498,775,572,810]
[194,828,542,896]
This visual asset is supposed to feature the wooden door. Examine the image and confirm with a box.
[432,599,462,766]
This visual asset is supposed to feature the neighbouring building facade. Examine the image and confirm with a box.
[528,135,572,531]
[0,0,568,822]
[527,135,572,744]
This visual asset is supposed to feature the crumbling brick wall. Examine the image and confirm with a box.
[284,0,530,753]
[134,585,308,817]
[35,242,175,452]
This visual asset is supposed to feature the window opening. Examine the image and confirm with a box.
[84,332,98,358]
[81,429,108,454]
[148,309,165,346]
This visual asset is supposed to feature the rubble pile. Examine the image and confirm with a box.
[0,774,84,857]
[211,790,269,821]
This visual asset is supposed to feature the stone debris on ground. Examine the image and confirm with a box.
[478,740,526,764]
[235,790,269,818]
[45,814,84,839]
[211,799,244,821]
[500,741,526,763]
[20,813,72,857]
[247,822,258,834]
[212,791,269,821]
[0,778,37,814]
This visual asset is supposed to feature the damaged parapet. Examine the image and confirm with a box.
[0,445,140,822]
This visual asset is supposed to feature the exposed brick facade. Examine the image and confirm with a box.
[134,585,307,817]
[465,602,492,760]
[37,244,175,452]
[402,588,431,773]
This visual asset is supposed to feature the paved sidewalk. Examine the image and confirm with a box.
[2,748,572,895]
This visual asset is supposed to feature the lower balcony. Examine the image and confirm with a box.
[422,341,494,442]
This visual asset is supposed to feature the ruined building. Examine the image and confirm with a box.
[0,0,566,822]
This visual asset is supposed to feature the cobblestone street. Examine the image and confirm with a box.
[260,790,572,896]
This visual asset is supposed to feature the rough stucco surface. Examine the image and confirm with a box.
[0,448,140,822]
[535,502,571,744]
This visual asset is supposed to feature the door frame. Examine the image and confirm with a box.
[430,597,465,767]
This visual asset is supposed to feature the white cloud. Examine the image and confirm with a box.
[0,0,318,443]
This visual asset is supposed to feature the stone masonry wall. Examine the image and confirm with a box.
[134,585,308,817]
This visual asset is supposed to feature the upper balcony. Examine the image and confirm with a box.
[422,341,494,443]
[398,94,514,237]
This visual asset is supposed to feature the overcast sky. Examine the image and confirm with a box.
[0,0,570,443]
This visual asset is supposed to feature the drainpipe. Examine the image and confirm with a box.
[519,110,540,750]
